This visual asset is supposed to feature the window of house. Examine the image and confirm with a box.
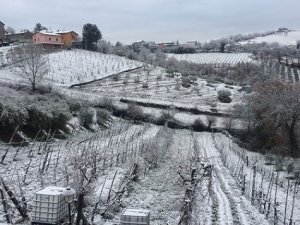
[56,38,58,41]
[35,38,36,42]
[49,37,51,41]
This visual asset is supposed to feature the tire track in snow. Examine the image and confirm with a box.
[214,168,242,225]
[196,136,235,225]
[195,133,271,225]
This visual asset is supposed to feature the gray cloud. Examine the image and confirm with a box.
[1,0,299,43]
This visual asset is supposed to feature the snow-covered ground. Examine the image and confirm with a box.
[78,66,243,116]
[0,110,299,224]
[168,53,253,65]
[240,30,300,46]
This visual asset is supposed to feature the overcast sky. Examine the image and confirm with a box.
[1,0,299,44]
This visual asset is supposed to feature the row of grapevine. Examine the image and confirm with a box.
[169,53,253,65]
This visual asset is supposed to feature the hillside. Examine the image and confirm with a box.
[0,48,299,225]
[240,30,300,46]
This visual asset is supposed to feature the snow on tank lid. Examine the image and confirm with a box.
[122,208,150,216]
[35,186,68,195]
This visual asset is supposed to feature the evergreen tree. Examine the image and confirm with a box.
[82,23,102,51]
[34,23,47,33]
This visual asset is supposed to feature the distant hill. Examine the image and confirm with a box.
[239,30,300,46]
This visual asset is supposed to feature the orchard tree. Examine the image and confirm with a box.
[82,23,102,51]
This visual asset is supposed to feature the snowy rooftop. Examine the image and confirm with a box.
[56,30,78,35]
[36,186,70,196]
[39,32,62,36]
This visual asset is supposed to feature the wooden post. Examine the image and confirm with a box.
[251,165,256,205]
[0,176,27,219]
[0,185,12,223]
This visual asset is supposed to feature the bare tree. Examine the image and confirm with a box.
[254,80,300,157]
[13,44,49,91]
[5,26,15,34]
[97,40,112,54]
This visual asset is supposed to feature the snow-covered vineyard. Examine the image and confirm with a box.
[0,120,299,224]
[0,49,143,87]
[0,43,299,225]
[168,53,253,65]
[46,50,143,86]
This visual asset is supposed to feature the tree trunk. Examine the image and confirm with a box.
[32,82,36,91]
[286,123,298,157]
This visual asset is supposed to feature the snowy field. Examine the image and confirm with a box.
[168,53,253,65]
[78,66,243,116]
[240,30,300,46]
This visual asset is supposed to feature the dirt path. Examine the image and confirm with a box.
[119,129,194,225]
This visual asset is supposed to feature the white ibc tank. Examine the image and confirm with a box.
[31,187,75,224]
[120,208,150,225]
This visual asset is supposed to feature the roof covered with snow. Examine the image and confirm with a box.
[56,30,78,35]
[38,31,62,36]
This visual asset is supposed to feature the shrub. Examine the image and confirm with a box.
[52,109,70,131]
[206,116,216,129]
[156,74,162,81]
[142,82,149,88]
[155,112,172,126]
[35,83,53,95]
[79,107,97,129]
[192,119,207,132]
[26,104,53,131]
[98,97,114,111]
[181,76,191,88]
[112,74,120,81]
[166,119,187,129]
[189,75,197,83]
[134,76,140,83]
[239,85,252,94]
[0,102,28,130]
[68,99,84,112]
[96,109,112,128]
[264,153,275,165]
[217,90,232,103]
[126,103,144,123]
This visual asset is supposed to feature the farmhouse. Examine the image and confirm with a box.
[158,42,178,48]
[0,21,5,44]
[56,30,78,47]
[32,30,78,48]
[32,31,64,48]
[132,40,146,52]
[6,30,33,43]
